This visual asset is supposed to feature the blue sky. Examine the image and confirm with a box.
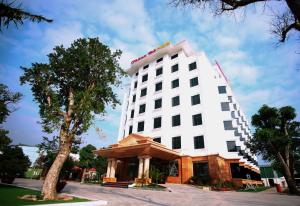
[0,0,299,149]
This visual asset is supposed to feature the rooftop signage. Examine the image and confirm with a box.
[131,42,170,64]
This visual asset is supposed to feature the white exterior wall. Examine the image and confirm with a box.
[117,41,258,170]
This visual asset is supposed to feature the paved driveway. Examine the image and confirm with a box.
[13,178,300,206]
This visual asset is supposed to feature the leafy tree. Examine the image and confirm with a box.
[171,0,300,43]
[247,105,300,194]
[79,144,96,183]
[0,0,52,31]
[0,144,31,183]
[94,156,107,177]
[0,83,22,124]
[20,37,125,200]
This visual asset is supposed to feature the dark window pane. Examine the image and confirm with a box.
[227,141,237,152]
[172,96,180,107]
[139,104,146,114]
[142,74,148,82]
[190,77,199,87]
[156,67,163,76]
[129,125,133,134]
[153,117,162,129]
[137,121,144,132]
[193,114,202,126]
[132,94,136,103]
[193,161,209,177]
[155,82,162,91]
[189,62,197,71]
[172,136,181,149]
[156,57,163,63]
[143,64,149,69]
[154,98,162,109]
[218,86,226,94]
[135,72,139,76]
[140,88,147,97]
[221,102,230,111]
[191,94,200,105]
[130,110,134,118]
[223,120,233,130]
[153,137,161,143]
[134,81,137,88]
[171,54,178,59]
[172,79,179,88]
[172,114,181,127]
[171,64,179,73]
[194,136,205,149]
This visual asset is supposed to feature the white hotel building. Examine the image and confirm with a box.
[96,41,261,185]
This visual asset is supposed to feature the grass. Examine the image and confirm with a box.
[236,186,271,192]
[134,183,167,191]
[0,184,89,205]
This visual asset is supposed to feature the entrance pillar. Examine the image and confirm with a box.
[138,156,144,178]
[106,159,112,178]
[143,156,151,178]
[110,158,117,178]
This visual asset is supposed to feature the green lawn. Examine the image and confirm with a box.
[0,184,89,205]
[236,186,271,192]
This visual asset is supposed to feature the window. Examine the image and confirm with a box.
[140,88,147,97]
[154,98,162,109]
[153,117,162,129]
[228,96,233,102]
[218,86,226,94]
[155,82,162,91]
[233,104,237,110]
[171,79,179,88]
[139,104,146,114]
[135,72,139,76]
[129,125,133,134]
[172,114,181,127]
[142,74,148,82]
[172,96,180,107]
[172,136,181,149]
[137,121,144,132]
[221,102,230,111]
[193,161,209,177]
[156,67,163,76]
[156,57,163,63]
[193,114,202,126]
[194,136,205,149]
[223,120,233,130]
[153,137,161,143]
[171,53,178,59]
[227,141,237,152]
[191,94,200,105]
[190,77,199,87]
[143,64,149,69]
[171,64,179,73]
[130,109,134,118]
[189,62,197,71]
[134,81,137,89]
[132,94,136,103]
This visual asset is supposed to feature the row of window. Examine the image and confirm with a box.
[131,94,201,117]
[135,58,197,77]
[154,135,205,150]
[130,113,203,132]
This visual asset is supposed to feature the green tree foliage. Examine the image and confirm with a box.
[79,144,96,169]
[0,145,30,183]
[20,37,125,200]
[94,156,107,177]
[247,105,300,194]
[0,0,52,31]
[171,0,300,43]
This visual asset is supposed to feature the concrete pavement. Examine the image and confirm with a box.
[13,178,300,206]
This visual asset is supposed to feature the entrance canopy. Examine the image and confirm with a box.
[94,134,180,160]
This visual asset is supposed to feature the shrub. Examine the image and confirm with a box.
[189,175,211,186]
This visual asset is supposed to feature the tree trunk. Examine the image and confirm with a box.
[81,168,86,183]
[277,152,299,194]
[42,139,71,200]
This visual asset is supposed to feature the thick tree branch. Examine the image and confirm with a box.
[280,22,300,42]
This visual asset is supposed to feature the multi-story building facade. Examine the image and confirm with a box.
[96,41,261,186]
